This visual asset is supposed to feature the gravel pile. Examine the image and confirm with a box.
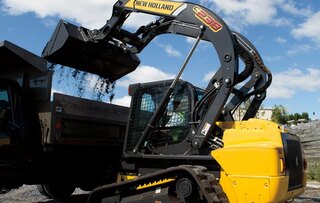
[0,185,47,203]
[0,185,89,203]
[289,120,320,135]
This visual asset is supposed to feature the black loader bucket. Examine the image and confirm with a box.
[42,20,140,82]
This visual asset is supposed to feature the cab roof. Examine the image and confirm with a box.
[0,40,47,74]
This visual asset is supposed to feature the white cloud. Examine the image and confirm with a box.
[186,37,196,45]
[291,11,320,44]
[286,44,312,56]
[123,12,157,30]
[280,1,312,17]
[265,56,282,62]
[203,71,216,82]
[201,0,313,30]
[268,86,295,99]
[271,17,291,27]
[185,37,212,50]
[42,18,57,28]
[268,68,320,99]
[112,96,131,107]
[158,44,182,58]
[1,0,155,29]
[117,65,175,88]
[275,36,287,44]
[203,0,281,27]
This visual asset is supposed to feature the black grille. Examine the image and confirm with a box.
[282,133,304,190]
[126,81,191,151]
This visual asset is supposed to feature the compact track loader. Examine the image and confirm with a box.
[43,0,307,202]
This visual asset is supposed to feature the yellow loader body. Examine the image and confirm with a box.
[213,119,306,202]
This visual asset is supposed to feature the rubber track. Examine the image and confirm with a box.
[88,165,229,203]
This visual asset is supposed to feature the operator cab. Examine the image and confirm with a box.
[126,79,204,155]
[121,80,221,177]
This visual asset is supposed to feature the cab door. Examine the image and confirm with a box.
[0,80,24,187]
[0,86,11,145]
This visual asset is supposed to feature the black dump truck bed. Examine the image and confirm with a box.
[0,40,130,191]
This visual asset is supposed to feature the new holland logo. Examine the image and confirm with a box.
[135,0,174,11]
[125,0,186,16]
[193,6,222,32]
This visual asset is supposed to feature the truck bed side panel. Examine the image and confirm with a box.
[47,93,129,147]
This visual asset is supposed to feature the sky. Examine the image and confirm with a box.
[0,0,320,118]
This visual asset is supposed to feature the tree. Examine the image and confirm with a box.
[271,105,288,124]
[271,104,310,125]
[235,96,255,120]
[301,112,309,121]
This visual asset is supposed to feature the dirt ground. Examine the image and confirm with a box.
[0,182,319,203]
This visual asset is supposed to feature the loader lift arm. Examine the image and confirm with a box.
[43,0,271,151]
[43,0,271,150]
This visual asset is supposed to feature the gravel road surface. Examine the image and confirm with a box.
[0,182,319,203]
[294,181,320,203]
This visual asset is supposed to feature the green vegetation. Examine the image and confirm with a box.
[271,104,309,125]
[271,105,288,124]
[307,163,320,181]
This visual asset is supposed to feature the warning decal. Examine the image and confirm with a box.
[201,122,211,135]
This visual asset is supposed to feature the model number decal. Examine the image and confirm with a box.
[193,6,222,32]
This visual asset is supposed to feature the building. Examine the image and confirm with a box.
[233,108,273,121]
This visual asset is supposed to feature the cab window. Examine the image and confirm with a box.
[0,88,9,102]
[0,87,10,143]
